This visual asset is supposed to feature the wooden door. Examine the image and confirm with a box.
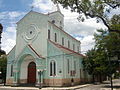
[27,62,36,83]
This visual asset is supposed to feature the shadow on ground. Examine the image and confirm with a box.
[104,85,120,89]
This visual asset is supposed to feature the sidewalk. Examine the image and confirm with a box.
[0,84,90,90]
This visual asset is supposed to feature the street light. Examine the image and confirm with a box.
[37,69,42,89]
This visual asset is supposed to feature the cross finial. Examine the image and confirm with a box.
[31,5,34,11]
[56,4,61,12]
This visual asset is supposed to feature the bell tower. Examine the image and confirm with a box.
[49,4,64,29]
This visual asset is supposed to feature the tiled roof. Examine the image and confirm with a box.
[28,44,45,59]
[48,40,85,57]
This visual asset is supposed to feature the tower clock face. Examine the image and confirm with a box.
[25,26,37,40]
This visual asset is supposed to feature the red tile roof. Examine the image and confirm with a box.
[28,44,45,59]
[48,39,85,57]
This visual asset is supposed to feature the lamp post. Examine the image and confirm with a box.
[37,69,42,89]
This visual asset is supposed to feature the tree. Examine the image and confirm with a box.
[83,49,98,82]
[52,0,120,33]
[83,29,120,82]
[94,29,120,74]
[0,55,7,83]
[83,48,109,82]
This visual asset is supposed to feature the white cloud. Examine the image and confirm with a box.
[76,35,95,53]
[8,11,25,18]
[6,26,16,33]
[59,6,106,53]
[1,29,16,54]
[32,0,53,12]
[0,11,25,54]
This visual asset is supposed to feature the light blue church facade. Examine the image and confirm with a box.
[6,7,92,86]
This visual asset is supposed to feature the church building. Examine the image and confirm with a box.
[6,5,91,86]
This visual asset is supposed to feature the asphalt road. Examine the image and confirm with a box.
[77,79,120,90]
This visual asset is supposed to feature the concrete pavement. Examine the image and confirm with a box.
[0,84,90,90]
[0,79,120,90]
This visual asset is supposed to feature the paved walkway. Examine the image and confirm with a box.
[0,84,90,90]
[0,79,120,90]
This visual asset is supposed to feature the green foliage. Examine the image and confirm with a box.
[0,56,7,70]
[0,55,7,80]
[83,48,109,76]
[109,14,120,32]
[83,29,120,79]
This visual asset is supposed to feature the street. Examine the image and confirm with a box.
[0,79,120,90]
[77,79,120,90]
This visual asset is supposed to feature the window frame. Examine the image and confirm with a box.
[11,64,13,77]
[68,40,70,49]
[48,29,50,40]
[73,44,75,51]
[67,59,70,74]
[55,33,57,42]
[77,46,79,52]
[50,60,56,76]
[62,37,64,45]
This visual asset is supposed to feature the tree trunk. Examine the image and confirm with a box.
[92,74,95,83]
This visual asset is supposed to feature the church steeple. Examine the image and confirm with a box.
[51,3,61,13]
[49,3,64,29]
[56,4,61,12]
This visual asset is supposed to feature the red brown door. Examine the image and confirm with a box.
[27,62,36,83]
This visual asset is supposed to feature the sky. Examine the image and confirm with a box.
[0,0,109,54]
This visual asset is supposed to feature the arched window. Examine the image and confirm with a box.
[77,46,79,52]
[48,29,50,39]
[50,60,56,76]
[11,64,13,77]
[68,40,70,48]
[67,59,70,73]
[50,62,52,76]
[73,44,75,51]
[62,37,64,45]
[52,20,55,24]
[74,61,76,72]
[55,33,57,42]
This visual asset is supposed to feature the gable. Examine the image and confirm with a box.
[17,11,48,25]
[16,11,48,35]
[16,45,44,61]
[7,46,16,62]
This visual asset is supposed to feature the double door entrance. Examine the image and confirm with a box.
[27,62,36,83]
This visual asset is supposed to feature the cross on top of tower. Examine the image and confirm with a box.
[56,4,61,12]
[31,5,34,11]
[51,3,61,12]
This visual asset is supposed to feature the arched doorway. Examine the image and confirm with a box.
[27,62,36,83]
